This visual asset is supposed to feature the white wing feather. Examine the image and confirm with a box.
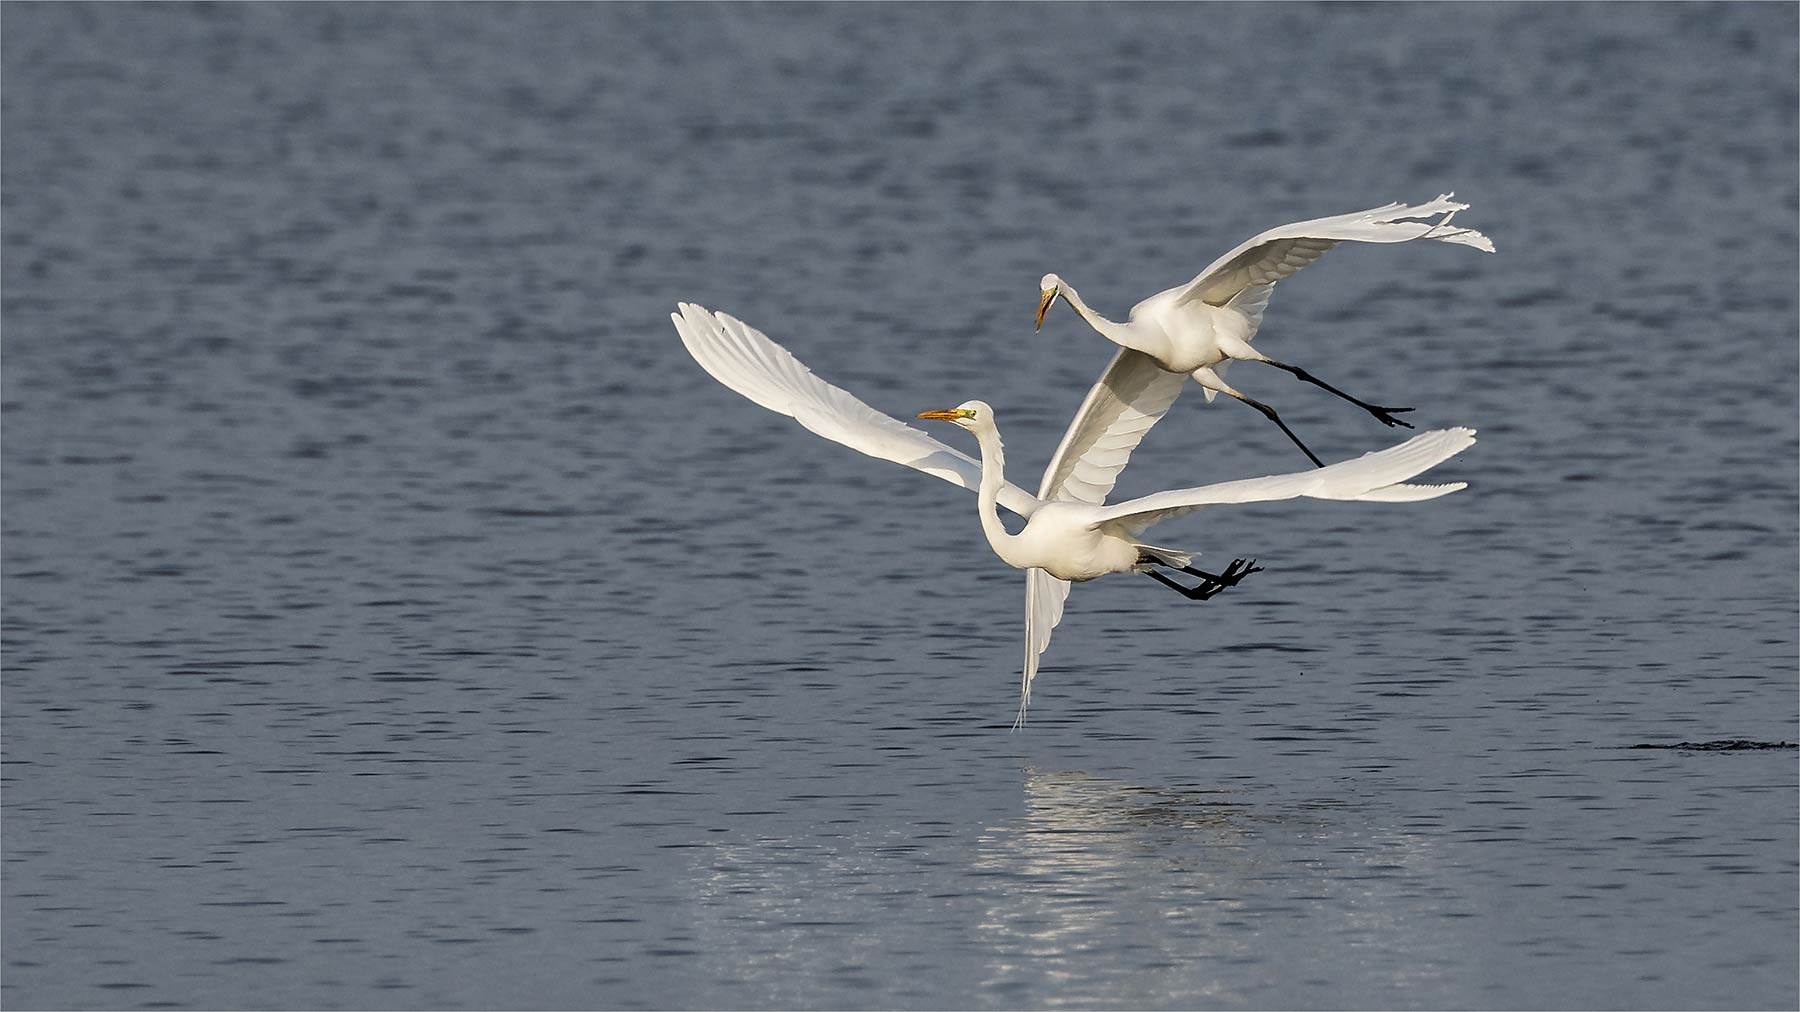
[1094,428,1477,538]
[1018,348,1188,725]
[1152,194,1495,311]
[672,303,1041,517]
[1018,567,1067,728]
[1036,349,1191,504]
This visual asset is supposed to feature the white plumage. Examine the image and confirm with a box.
[673,302,1476,724]
[1037,195,1494,467]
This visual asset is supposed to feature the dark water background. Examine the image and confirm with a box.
[4,4,1796,1009]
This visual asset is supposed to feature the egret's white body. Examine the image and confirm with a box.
[1038,195,1495,466]
[1051,284,1264,377]
[672,302,1476,723]
[994,501,1142,582]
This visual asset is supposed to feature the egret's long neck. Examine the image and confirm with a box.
[970,422,1028,567]
[1058,281,1145,352]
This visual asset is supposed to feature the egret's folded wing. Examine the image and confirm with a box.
[1163,194,1495,309]
[673,303,1040,517]
[1037,349,1191,505]
[1093,428,1477,536]
[1017,567,1071,728]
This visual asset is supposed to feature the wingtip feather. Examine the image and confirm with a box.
[1353,480,1469,503]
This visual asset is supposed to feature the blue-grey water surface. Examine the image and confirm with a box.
[3,4,1796,1009]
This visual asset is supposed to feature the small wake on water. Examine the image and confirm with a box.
[1626,739,1798,751]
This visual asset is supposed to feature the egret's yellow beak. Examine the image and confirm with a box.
[1035,288,1057,331]
[916,408,975,422]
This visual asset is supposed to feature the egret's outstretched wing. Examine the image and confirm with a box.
[1037,349,1192,505]
[1018,567,1069,728]
[1094,427,1477,537]
[1156,194,1495,310]
[1015,348,1189,725]
[673,303,1040,517]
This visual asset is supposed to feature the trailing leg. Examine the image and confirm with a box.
[1191,367,1324,468]
[1145,569,1226,601]
[1215,334,1414,429]
[1236,392,1325,467]
[1180,557,1262,587]
[1261,358,1415,429]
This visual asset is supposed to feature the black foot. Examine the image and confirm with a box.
[1263,358,1416,433]
[1147,559,1261,602]
[1366,404,1415,429]
[1180,558,1262,588]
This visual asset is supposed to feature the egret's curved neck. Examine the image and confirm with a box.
[1058,281,1143,351]
[970,423,1029,567]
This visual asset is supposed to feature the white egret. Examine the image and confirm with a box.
[672,302,1476,724]
[1036,194,1494,467]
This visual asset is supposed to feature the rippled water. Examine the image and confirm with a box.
[4,4,1796,1010]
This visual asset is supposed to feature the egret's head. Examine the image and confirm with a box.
[1035,274,1064,331]
[917,399,989,430]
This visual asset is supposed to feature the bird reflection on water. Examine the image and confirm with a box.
[968,768,1475,1007]
[680,768,1471,1008]
[971,769,1270,1007]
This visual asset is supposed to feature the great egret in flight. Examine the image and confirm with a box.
[672,302,1476,724]
[1036,194,1494,467]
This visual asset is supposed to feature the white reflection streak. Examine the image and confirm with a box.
[970,768,1473,1007]
[971,768,1262,1006]
[675,770,1472,1007]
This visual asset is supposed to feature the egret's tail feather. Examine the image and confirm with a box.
[1133,542,1195,570]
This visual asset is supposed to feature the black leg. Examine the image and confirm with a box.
[1145,559,1261,602]
[1232,392,1325,468]
[1146,569,1224,601]
[1180,558,1262,586]
[1260,359,1415,429]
